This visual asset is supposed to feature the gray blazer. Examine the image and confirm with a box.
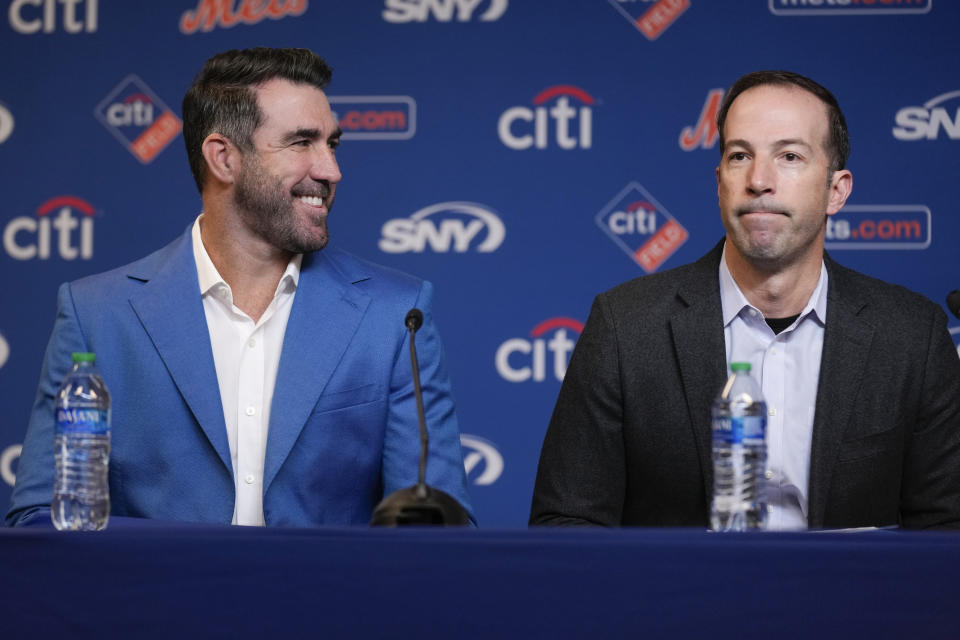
[530,240,960,529]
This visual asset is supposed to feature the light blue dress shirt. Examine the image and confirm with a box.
[718,247,828,530]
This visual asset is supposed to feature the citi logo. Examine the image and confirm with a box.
[179,0,307,34]
[893,90,960,141]
[94,75,182,164]
[8,0,98,34]
[329,96,416,141]
[495,317,583,383]
[0,332,8,369]
[383,0,507,22]
[498,86,595,150]
[825,205,931,250]
[3,196,97,261]
[770,0,931,15]
[596,182,688,273]
[379,201,505,254]
[608,0,690,40]
[680,89,724,151]
[0,102,12,145]
[460,434,504,486]
[1,445,20,487]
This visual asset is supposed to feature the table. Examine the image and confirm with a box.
[2,522,959,638]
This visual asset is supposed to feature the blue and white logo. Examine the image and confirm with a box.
[461,434,504,486]
[379,202,505,254]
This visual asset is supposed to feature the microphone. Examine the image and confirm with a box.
[947,290,960,320]
[370,308,471,526]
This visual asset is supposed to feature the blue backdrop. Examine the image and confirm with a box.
[2,0,958,527]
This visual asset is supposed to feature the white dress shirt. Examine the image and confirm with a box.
[718,247,827,530]
[191,215,301,526]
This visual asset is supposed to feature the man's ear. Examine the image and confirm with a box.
[201,133,240,185]
[826,169,853,216]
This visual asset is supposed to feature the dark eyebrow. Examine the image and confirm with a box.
[281,127,343,144]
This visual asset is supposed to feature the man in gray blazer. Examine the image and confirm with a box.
[530,70,960,530]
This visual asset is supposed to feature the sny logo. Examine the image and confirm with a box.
[0,331,8,369]
[607,0,690,40]
[8,0,97,34]
[379,202,505,254]
[596,182,688,273]
[0,101,13,145]
[893,90,960,141]
[3,196,97,260]
[383,0,507,22]
[460,434,504,486]
[329,96,416,140]
[680,89,724,151]
[1,444,20,488]
[770,0,931,15]
[94,75,182,164]
[495,317,583,383]
[825,205,931,250]
[499,86,594,150]
[180,0,307,34]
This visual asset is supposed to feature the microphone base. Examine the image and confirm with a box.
[370,485,471,526]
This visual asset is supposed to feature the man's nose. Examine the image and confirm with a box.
[310,146,341,184]
[746,157,774,195]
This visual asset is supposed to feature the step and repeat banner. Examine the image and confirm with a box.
[1,0,958,526]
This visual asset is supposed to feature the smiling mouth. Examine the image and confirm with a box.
[297,195,325,207]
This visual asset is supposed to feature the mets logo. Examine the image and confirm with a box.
[94,75,182,164]
[607,0,690,40]
[595,182,689,273]
[460,434,504,486]
[769,0,931,15]
[180,0,308,33]
[328,96,416,140]
[680,88,724,151]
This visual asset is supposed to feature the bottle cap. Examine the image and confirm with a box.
[730,362,751,372]
[71,352,96,363]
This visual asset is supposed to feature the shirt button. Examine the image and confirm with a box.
[768,407,777,417]
[765,470,773,480]
[770,347,778,355]
[749,309,758,317]
[245,406,256,416]
[247,338,256,348]
[244,474,255,484]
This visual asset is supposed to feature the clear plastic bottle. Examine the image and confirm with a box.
[710,362,767,531]
[51,352,111,531]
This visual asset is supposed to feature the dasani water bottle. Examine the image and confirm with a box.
[710,362,767,531]
[52,352,111,531]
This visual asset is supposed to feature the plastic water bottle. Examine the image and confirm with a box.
[710,362,767,531]
[52,352,111,531]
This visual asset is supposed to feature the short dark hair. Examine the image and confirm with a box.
[182,47,333,193]
[716,70,849,172]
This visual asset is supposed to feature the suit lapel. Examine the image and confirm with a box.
[127,229,232,474]
[671,244,729,504]
[806,259,874,527]
[262,250,371,491]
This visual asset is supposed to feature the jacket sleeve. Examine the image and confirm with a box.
[530,293,626,526]
[6,283,89,527]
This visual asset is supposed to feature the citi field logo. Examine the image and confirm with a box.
[0,332,8,369]
[495,317,583,383]
[179,0,307,33]
[596,182,689,273]
[3,196,97,261]
[1,444,20,487]
[0,102,13,145]
[379,202,505,254]
[893,90,960,141]
[498,86,595,150]
[770,0,931,15]
[8,0,98,33]
[94,75,183,164]
[825,205,931,250]
[383,0,507,22]
[607,0,690,40]
[329,96,416,140]
[680,89,724,151]
[460,434,504,486]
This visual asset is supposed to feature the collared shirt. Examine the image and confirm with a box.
[191,215,301,526]
[718,247,828,530]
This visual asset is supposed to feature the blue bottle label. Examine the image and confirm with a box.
[712,416,765,445]
[56,408,109,435]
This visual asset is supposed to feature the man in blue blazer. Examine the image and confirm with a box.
[7,48,473,527]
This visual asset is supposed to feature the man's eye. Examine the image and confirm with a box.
[729,152,747,161]
[329,139,340,150]
[783,152,799,161]
[293,140,310,147]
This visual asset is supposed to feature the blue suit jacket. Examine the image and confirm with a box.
[6,227,474,526]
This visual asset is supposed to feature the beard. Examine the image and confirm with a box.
[233,154,332,254]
